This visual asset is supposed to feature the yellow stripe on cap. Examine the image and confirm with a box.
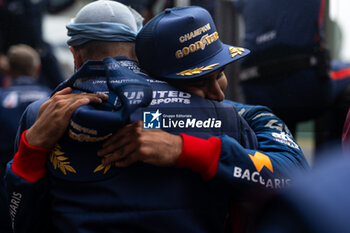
[229,47,245,58]
[176,63,220,76]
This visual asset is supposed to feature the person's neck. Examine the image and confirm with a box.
[86,53,137,63]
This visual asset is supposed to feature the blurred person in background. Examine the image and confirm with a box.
[243,112,350,233]
[235,0,331,134]
[251,146,349,233]
[116,0,154,23]
[0,0,76,89]
[0,44,51,176]
[0,53,10,87]
[235,0,350,155]
[134,0,216,23]
[0,44,51,233]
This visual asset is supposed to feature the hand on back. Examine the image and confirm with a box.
[25,87,108,149]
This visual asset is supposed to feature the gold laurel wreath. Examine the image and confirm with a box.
[229,47,245,58]
[93,153,112,174]
[50,145,76,175]
[176,63,220,76]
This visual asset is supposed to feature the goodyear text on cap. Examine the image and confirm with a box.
[179,23,211,43]
[176,32,219,59]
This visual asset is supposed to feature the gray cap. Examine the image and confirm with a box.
[72,0,139,32]
[66,0,143,46]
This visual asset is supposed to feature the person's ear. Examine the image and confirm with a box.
[69,46,83,70]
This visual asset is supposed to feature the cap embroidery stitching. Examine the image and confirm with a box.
[176,63,220,76]
[229,47,245,58]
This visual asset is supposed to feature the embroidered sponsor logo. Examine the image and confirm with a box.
[272,131,300,150]
[9,192,22,229]
[176,32,219,59]
[256,30,277,44]
[2,92,18,108]
[249,151,273,173]
[233,151,291,189]
[68,120,112,143]
[175,23,219,60]
[91,89,191,106]
[150,90,192,105]
[20,91,48,102]
[179,23,211,43]
[233,166,291,189]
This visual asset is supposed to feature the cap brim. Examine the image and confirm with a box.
[162,45,250,80]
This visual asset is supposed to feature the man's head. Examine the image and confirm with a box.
[67,0,143,68]
[7,44,41,79]
[178,68,228,101]
[136,6,249,101]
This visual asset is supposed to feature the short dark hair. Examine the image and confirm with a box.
[7,44,41,77]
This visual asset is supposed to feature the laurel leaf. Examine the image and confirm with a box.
[54,151,65,156]
[104,164,111,174]
[59,165,66,175]
[52,156,58,169]
[176,63,219,76]
[57,156,68,161]
[49,145,76,175]
[229,47,245,58]
[65,165,77,174]
[94,164,105,173]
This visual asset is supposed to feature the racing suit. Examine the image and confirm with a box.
[236,0,331,134]
[343,110,350,152]
[5,57,308,233]
[0,76,51,167]
[5,57,258,233]
[0,177,11,233]
[0,75,51,233]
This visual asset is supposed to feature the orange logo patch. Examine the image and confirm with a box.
[248,151,273,173]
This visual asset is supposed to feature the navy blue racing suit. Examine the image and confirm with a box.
[0,76,51,167]
[5,57,266,233]
[0,75,51,233]
[235,0,331,134]
[5,57,309,233]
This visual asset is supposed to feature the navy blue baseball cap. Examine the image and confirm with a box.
[136,6,250,80]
